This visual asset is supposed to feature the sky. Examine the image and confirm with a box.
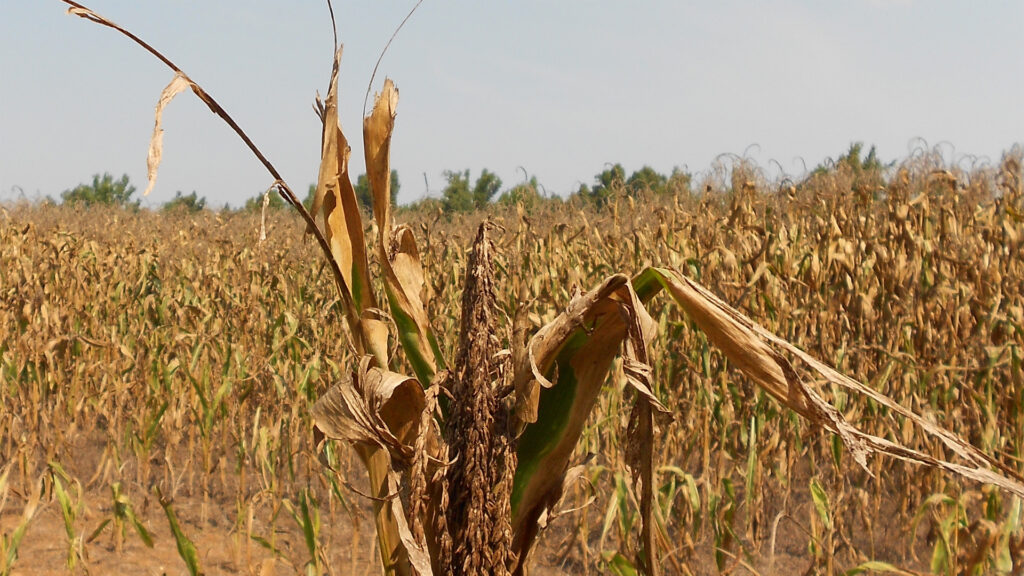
[2,1,1022,208]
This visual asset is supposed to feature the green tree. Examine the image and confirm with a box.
[811,142,888,177]
[441,170,473,213]
[62,173,138,208]
[440,169,502,213]
[576,163,625,206]
[498,176,543,209]
[471,169,502,209]
[667,167,693,195]
[353,170,401,211]
[806,142,890,196]
[303,183,316,211]
[626,165,668,195]
[162,191,207,213]
[840,142,883,173]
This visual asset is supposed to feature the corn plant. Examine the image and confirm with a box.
[49,462,86,570]
[58,2,1024,575]
[0,471,41,576]
[86,481,153,553]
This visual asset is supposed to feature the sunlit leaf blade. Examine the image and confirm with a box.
[513,275,627,427]
[809,478,833,531]
[843,560,916,576]
[383,226,445,384]
[313,46,380,358]
[603,551,639,576]
[512,263,1024,571]
[363,81,445,384]
[364,79,399,242]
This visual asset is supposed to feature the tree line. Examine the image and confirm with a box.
[53,143,889,214]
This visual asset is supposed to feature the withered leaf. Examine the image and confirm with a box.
[144,73,190,196]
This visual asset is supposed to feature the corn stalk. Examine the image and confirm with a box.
[60,3,1024,575]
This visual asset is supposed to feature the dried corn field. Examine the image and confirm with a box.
[2,148,1023,574]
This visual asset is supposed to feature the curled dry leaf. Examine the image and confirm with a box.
[312,359,433,576]
[144,73,190,196]
[514,274,628,427]
[364,79,399,243]
[312,358,425,464]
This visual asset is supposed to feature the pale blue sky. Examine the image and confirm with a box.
[2,1,1022,207]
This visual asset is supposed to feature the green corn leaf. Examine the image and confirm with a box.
[930,537,951,576]
[124,506,154,549]
[364,79,446,386]
[809,478,833,531]
[86,519,111,544]
[602,551,638,576]
[157,489,201,576]
[52,478,75,542]
[844,560,915,575]
[299,491,319,566]
[380,228,446,385]
[250,535,285,558]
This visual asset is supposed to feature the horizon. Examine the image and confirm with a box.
[2,1,1022,208]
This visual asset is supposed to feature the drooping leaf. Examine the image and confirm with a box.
[640,266,1024,498]
[513,275,627,427]
[512,264,1024,573]
[143,73,189,196]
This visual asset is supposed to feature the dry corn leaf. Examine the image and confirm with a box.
[364,79,399,243]
[382,468,435,576]
[383,225,444,383]
[362,82,444,385]
[514,274,628,426]
[644,266,1024,498]
[142,73,189,196]
[312,357,424,469]
[314,46,378,348]
[313,358,431,576]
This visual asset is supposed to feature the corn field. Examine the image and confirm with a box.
[4,2,1024,575]
[3,145,1023,574]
